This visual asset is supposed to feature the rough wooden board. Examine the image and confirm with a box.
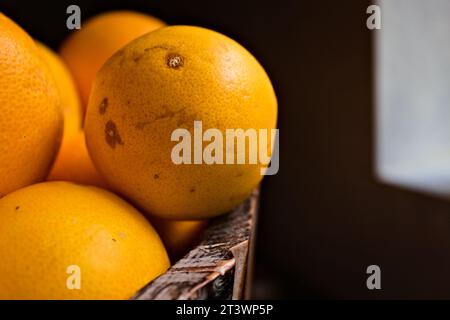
[230,240,249,300]
[244,190,259,299]
[132,190,258,300]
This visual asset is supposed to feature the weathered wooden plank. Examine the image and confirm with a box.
[132,189,259,300]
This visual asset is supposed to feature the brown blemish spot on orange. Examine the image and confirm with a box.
[156,106,187,121]
[135,121,150,130]
[105,120,124,148]
[112,238,117,242]
[135,106,188,130]
[153,174,160,179]
[190,187,196,193]
[119,56,126,67]
[99,98,108,115]
[155,109,175,120]
[15,206,20,211]
[132,50,146,63]
[145,44,173,52]
[166,53,184,69]
[235,172,244,177]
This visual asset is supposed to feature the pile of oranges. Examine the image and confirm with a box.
[0,11,277,299]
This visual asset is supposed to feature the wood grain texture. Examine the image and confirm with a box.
[132,190,258,300]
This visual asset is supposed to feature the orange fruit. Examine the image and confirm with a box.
[60,10,165,108]
[47,131,108,188]
[85,26,277,219]
[0,13,63,197]
[0,182,169,299]
[151,218,207,261]
[36,41,82,141]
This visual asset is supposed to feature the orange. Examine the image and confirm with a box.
[151,218,207,261]
[0,182,169,300]
[85,26,277,219]
[47,131,108,188]
[0,13,63,197]
[36,41,82,141]
[60,10,165,108]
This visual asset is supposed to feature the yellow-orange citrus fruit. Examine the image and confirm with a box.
[47,131,108,188]
[60,10,165,108]
[151,218,207,261]
[85,26,277,219]
[0,182,169,300]
[37,41,82,141]
[0,13,63,197]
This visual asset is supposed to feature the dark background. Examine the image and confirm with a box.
[3,0,450,299]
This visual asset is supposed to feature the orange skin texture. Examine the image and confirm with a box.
[0,182,170,300]
[47,131,108,188]
[37,42,82,142]
[0,13,63,197]
[59,11,165,108]
[151,218,207,261]
[85,26,278,219]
